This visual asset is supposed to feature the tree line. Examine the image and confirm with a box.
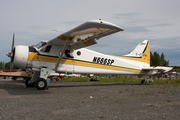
[0,61,18,70]
[150,52,169,66]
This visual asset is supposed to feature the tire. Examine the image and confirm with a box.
[36,78,47,90]
[90,78,94,81]
[56,78,59,81]
[141,79,145,84]
[25,77,34,87]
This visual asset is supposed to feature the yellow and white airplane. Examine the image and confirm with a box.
[6,20,172,90]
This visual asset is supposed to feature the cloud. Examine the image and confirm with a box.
[115,13,142,19]
[149,23,174,27]
[150,36,180,50]
[123,26,151,33]
[0,0,180,66]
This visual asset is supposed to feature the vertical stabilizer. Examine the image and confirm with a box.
[124,40,150,66]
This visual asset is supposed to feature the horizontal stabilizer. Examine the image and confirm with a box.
[142,66,173,75]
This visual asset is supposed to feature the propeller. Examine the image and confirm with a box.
[11,33,15,56]
[6,33,15,72]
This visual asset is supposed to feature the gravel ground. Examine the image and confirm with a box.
[0,78,180,120]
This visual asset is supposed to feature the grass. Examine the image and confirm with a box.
[59,77,91,81]
[59,77,143,83]
[57,77,180,85]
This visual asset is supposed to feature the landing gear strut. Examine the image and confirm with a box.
[25,77,35,87]
[141,78,152,84]
[141,79,146,84]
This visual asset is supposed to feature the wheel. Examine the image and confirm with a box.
[56,78,59,81]
[36,78,47,90]
[25,77,35,87]
[141,79,145,84]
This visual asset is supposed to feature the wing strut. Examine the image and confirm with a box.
[54,40,70,71]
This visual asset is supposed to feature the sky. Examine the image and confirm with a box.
[0,0,180,66]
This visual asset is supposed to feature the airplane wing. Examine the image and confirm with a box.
[142,66,173,75]
[47,20,124,50]
[39,20,123,71]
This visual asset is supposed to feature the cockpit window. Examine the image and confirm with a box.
[34,41,47,49]
[40,45,52,53]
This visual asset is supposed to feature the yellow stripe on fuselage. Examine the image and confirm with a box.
[73,60,147,73]
[28,52,58,62]
[28,52,148,74]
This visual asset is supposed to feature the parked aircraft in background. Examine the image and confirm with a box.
[6,20,172,90]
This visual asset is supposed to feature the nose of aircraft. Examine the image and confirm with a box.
[6,33,29,69]
[12,45,29,69]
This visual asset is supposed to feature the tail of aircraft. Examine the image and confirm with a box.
[124,40,150,67]
[125,40,172,75]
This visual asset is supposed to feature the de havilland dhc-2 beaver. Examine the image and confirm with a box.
[6,20,172,90]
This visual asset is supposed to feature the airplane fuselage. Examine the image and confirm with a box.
[20,46,150,75]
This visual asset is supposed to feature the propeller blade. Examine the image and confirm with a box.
[10,33,15,64]
[11,33,15,54]
[6,33,15,75]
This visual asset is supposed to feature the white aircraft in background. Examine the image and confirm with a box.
[6,20,172,90]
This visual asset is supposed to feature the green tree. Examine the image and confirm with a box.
[150,52,153,66]
[4,61,11,69]
[164,60,169,66]
[160,52,165,66]
[150,52,169,67]
[3,61,19,70]
[0,61,5,70]
[153,52,160,66]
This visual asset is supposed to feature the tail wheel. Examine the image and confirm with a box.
[141,79,148,84]
[36,78,47,90]
[25,77,35,87]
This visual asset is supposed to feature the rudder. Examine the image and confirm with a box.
[124,40,150,65]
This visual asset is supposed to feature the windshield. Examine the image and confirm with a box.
[34,41,47,49]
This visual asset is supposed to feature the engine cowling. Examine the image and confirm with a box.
[13,45,29,69]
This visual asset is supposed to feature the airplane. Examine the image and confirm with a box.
[6,20,172,90]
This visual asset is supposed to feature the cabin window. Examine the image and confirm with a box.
[29,46,38,53]
[34,41,47,49]
[77,51,81,56]
[40,45,52,53]
[65,50,74,58]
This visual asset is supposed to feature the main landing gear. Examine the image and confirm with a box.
[24,68,54,90]
[25,77,35,87]
[25,77,47,90]
[141,78,152,84]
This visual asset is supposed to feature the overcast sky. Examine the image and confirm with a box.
[0,0,180,66]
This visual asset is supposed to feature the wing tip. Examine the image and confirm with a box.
[86,20,124,31]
